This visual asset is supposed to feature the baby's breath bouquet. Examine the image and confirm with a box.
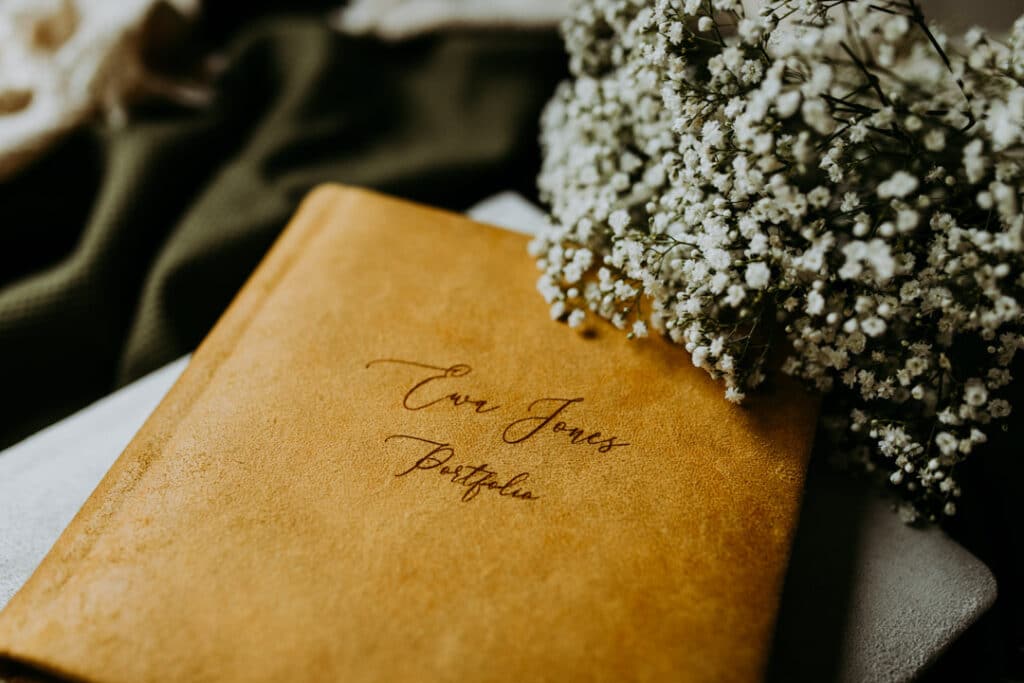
[533,0,1024,520]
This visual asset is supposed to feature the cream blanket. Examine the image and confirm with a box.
[0,0,199,179]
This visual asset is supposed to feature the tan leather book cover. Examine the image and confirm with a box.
[0,185,816,682]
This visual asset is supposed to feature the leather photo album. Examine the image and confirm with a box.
[0,185,817,682]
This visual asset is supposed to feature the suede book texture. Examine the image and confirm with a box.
[0,185,817,682]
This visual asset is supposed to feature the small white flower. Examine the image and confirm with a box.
[935,432,958,455]
[725,285,746,306]
[861,317,887,337]
[989,398,1012,417]
[801,98,835,135]
[923,128,946,151]
[883,15,910,41]
[807,186,831,209]
[745,262,771,289]
[877,171,919,199]
[806,290,825,315]
[964,139,987,183]
[897,209,919,232]
[608,209,630,235]
[775,90,801,119]
[963,378,988,407]
[725,386,745,403]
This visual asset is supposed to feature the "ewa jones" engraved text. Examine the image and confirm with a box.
[366,358,632,504]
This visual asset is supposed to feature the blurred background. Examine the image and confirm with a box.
[0,0,570,450]
[0,1,1021,681]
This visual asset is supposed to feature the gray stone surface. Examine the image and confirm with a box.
[769,466,998,682]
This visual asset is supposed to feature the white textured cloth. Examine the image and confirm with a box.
[331,0,571,40]
[0,356,190,608]
[0,0,200,180]
[0,194,996,683]
[331,0,1024,42]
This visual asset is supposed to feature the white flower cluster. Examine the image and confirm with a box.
[534,0,1024,520]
